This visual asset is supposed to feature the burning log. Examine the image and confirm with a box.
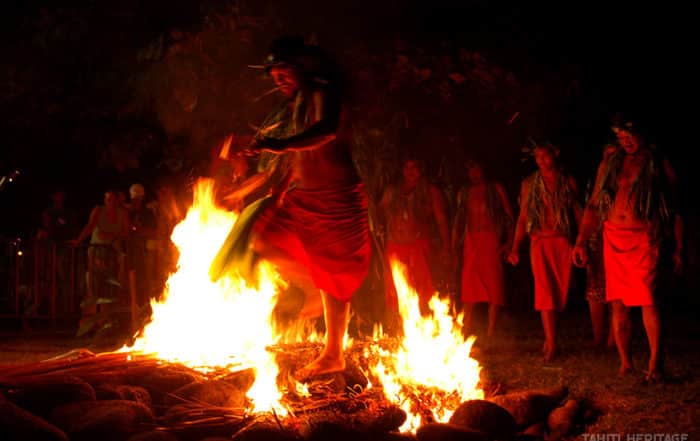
[487,386,568,428]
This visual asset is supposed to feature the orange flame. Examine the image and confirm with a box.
[122,178,482,427]
[369,259,483,432]
[125,179,288,415]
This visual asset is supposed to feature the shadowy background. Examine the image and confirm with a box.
[1,0,696,312]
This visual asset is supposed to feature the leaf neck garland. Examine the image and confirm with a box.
[525,169,576,236]
[596,147,674,233]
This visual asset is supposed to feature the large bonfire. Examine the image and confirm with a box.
[125,178,483,432]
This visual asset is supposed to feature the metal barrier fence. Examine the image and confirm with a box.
[0,236,174,333]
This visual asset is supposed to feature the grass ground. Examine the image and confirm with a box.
[471,305,700,439]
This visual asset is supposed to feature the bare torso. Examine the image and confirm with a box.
[464,184,498,233]
[606,151,650,229]
[291,141,359,189]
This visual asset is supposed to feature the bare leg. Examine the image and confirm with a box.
[298,291,323,319]
[606,304,615,348]
[541,310,557,362]
[295,291,349,379]
[611,301,632,376]
[462,302,475,336]
[487,304,499,338]
[588,300,607,347]
[641,304,662,380]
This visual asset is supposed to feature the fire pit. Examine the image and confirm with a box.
[1,180,588,441]
[0,341,581,441]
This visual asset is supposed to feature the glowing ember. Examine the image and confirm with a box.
[369,260,484,432]
[125,179,287,415]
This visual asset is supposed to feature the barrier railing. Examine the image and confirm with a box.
[0,236,173,334]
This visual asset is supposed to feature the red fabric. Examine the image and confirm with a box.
[529,233,572,311]
[253,183,371,303]
[461,231,505,305]
[384,239,435,308]
[603,221,658,306]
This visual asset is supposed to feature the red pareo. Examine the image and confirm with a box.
[603,221,658,307]
[529,233,572,311]
[461,231,505,305]
[253,183,371,303]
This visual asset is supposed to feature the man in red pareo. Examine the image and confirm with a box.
[452,160,514,337]
[236,37,371,379]
[378,157,450,319]
[572,118,682,382]
[508,142,581,362]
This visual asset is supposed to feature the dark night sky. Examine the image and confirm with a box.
[0,0,695,236]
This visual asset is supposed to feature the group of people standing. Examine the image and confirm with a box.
[377,122,681,384]
[211,36,682,385]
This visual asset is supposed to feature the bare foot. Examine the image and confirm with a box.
[294,353,346,381]
[643,370,664,385]
[617,365,633,378]
[543,345,557,363]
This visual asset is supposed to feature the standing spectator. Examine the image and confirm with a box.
[71,190,129,326]
[452,160,514,337]
[508,142,581,362]
[378,156,451,319]
[37,189,77,242]
[36,188,78,315]
[583,145,617,349]
[126,183,157,306]
[572,118,682,382]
